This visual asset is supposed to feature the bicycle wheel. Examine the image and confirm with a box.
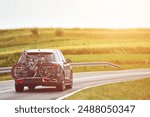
[11,63,28,79]
[38,63,52,77]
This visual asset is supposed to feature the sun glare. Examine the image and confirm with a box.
[0,0,150,28]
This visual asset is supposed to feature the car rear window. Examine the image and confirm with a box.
[19,52,55,63]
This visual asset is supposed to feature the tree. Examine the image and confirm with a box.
[31,28,39,37]
[55,29,63,37]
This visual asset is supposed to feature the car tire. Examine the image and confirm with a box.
[56,73,65,91]
[65,72,73,89]
[15,84,24,92]
[65,82,72,89]
[28,86,35,90]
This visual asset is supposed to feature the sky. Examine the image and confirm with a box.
[0,0,150,29]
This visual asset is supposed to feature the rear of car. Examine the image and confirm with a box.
[11,49,73,92]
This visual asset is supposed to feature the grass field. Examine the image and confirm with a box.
[0,28,150,70]
[0,73,12,81]
[0,28,150,54]
[65,77,150,100]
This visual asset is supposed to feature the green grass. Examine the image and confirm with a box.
[0,28,150,72]
[0,28,150,54]
[66,54,150,72]
[65,77,150,100]
[65,54,150,62]
[0,74,12,81]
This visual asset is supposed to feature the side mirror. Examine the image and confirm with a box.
[66,58,72,63]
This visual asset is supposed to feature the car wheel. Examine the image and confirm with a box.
[66,72,73,89]
[56,74,65,91]
[65,82,72,89]
[28,85,35,90]
[15,84,24,92]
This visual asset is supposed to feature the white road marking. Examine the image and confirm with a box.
[0,89,14,94]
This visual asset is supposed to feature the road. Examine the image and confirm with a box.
[0,68,150,100]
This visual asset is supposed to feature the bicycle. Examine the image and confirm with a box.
[11,52,53,79]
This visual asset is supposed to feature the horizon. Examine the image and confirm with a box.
[1,27,150,30]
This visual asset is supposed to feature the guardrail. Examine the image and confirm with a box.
[0,67,12,74]
[0,62,120,74]
[70,62,120,68]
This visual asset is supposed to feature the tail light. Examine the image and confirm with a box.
[16,79,24,83]
[42,77,50,82]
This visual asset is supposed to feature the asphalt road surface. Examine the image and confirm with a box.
[0,68,150,100]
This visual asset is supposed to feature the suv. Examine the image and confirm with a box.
[11,49,73,92]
